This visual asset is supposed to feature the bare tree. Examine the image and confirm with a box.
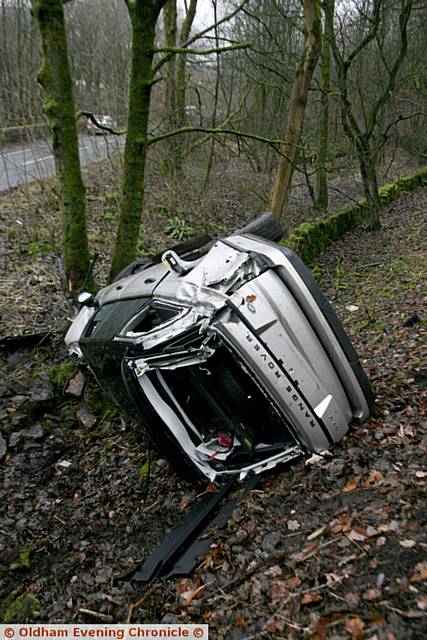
[109,0,168,281]
[32,0,92,293]
[328,0,414,230]
[315,0,334,212]
[268,0,321,223]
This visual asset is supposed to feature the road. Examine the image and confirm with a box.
[0,134,126,192]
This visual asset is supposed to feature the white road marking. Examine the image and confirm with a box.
[2,145,51,159]
[2,148,30,159]
[23,155,54,166]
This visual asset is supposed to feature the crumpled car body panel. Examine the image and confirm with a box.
[66,234,373,482]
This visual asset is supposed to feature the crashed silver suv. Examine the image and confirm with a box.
[66,214,373,484]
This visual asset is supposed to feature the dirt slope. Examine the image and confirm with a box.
[0,187,426,638]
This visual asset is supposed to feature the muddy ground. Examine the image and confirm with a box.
[0,156,426,638]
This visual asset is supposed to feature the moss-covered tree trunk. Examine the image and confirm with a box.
[109,0,166,282]
[358,140,381,230]
[32,0,92,293]
[315,0,334,212]
[268,0,321,225]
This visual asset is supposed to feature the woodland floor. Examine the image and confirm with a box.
[0,154,426,638]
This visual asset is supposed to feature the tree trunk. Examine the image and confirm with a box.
[32,0,92,294]
[204,0,220,188]
[268,0,321,225]
[176,0,197,126]
[109,0,166,282]
[163,0,178,172]
[315,0,334,212]
[174,0,197,168]
[358,140,381,231]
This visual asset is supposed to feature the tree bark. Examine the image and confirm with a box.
[176,0,197,127]
[268,0,321,224]
[173,0,198,169]
[163,0,177,126]
[315,0,334,212]
[32,0,92,293]
[109,0,166,282]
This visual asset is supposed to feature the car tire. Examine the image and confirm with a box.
[237,212,283,242]
[113,257,153,282]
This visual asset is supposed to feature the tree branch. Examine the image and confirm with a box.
[152,0,249,74]
[147,125,309,165]
[78,111,125,135]
[366,0,413,138]
[154,42,250,56]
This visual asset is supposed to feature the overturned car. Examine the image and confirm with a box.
[66,214,374,484]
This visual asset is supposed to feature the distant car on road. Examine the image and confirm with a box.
[86,115,114,135]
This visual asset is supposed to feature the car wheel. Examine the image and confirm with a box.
[113,257,153,282]
[237,212,283,242]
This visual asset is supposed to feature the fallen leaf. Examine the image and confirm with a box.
[346,305,359,312]
[410,562,427,583]
[415,470,427,479]
[345,592,360,606]
[362,588,381,601]
[271,581,288,604]
[333,516,353,534]
[345,617,365,639]
[176,578,194,594]
[178,496,191,510]
[301,592,323,605]
[326,572,344,586]
[235,614,246,628]
[399,539,416,548]
[182,584,205,605]
[315,615,343,639]
[348,529,366,542]
[265,564,282,578]
[366,525,378,537]
[416,595,427,610]
[344,478,359,493]
[204,482,218,493]
[285,576,302,589]
[364,470,384,486]
[338,553,357,566]
[264,618,278,633]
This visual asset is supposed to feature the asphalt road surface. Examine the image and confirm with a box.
[0,134,126,192]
